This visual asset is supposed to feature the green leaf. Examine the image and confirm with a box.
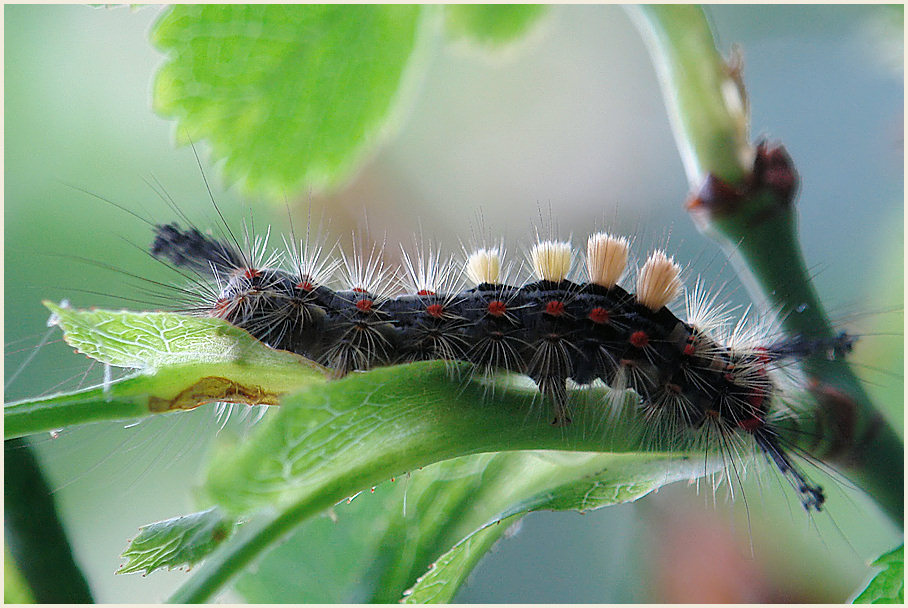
[366,454,514,602]
[853,545,904,603]
[233,480,406,603]
[43,302,326,374]
[444,5,547,47]
[203,362,692,515]
[118,508,237,575]
[5,306,327,439]
[402,451,706,603]
[151,5,425,197]
[224,449,710,604]
[169,363,715,602]
[233,454,523,603]
[403,519,507,604]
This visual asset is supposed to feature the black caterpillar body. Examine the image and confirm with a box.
[152,222,829,511]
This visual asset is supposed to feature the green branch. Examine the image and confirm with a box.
[5,380,152,439]
[4,438,94,603]
[629,4,903,524]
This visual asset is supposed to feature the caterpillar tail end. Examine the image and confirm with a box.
[151,223,242,277]
[754,431,825,512]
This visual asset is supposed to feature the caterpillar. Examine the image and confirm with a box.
[150,219,850,512]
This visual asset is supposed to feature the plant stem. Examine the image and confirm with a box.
[167,481,356,603]
[4,379,151,439]
[629,5,903,523]
[627,5,750,187]
[4,438,94,603]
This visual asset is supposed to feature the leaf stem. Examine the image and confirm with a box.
[4,379,151,439]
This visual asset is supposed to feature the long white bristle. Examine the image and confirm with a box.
[283,234,340,287]
[636,250,682,311]
[340,240,397,300]
[586,232,628,288]
[465,248,501,285]
[241,222,282,271]
[685,278,737,337]
[400,243,457,295]
[529,240,572,283]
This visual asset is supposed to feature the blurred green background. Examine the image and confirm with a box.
[5,4,903,603]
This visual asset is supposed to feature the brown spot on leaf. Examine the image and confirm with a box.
[148,376,279,412]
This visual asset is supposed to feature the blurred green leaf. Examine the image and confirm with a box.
[5,306,327,439]
[228,451,709,604]
[119,508,237,575]
[366,453,513,603]
[444,5,546,47]
[5,545,36,603]
[403,451,704,603]
[233,454,529,603]
[151,5,425,197]
[233,479,405,603]
[853,545,904,603]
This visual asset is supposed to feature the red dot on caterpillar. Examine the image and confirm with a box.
[487,301,507,316]
[629,330,649,348]
[683,338,697,356]
[588,307,610,324]
[213,298,231,316]
[544,300,565,316]
[738,416,764,432]
[425,304,444,318]
[747,391,766,408]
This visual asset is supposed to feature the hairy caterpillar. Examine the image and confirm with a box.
[5,6,900,604]
[148,215,854,512]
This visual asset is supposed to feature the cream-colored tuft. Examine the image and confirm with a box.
[530,240,572,282]
[465,248,501,285]
[636,250,682,311]
[586,232,628,288]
